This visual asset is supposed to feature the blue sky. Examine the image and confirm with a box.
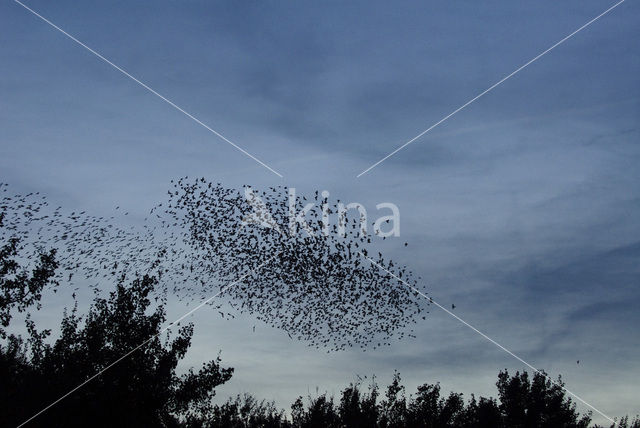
[1,0,639,424]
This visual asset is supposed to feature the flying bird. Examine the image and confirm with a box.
[0,179,428,352]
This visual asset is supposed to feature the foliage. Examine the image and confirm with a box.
[1,224,637,427]
[0,212,58,338]
[496,369,590,428]
[0,274,233,427]
[202,393,290,428]
[0,220,233,427]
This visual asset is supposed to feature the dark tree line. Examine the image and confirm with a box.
[1,215,232,426]
[1,216,637,427]
[202,370,638,428]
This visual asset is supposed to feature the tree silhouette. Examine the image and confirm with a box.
[0,212,58,339]
[279,368,632,428]
[204,393,288,428]
[407,384,468,427]
[464,394,502,428]
[379,371,407,427]
[294,393,340,428]
[338,380,379,428]
[2,217,638,427]
[0,220,233,427]
[496,370,591,428]
[1,274,234,426]
[1,274,234,427]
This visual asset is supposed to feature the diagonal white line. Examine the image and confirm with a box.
[14,0,284,178]
[360,252,615,424]
[16,254,279,428]
[357,0,627,178]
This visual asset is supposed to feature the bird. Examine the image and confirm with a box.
[451,304,456,310]
[0,179,429,352]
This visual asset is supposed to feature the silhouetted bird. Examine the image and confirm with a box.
[0,179,428,352]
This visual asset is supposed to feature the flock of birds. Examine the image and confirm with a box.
[0,179,429,351]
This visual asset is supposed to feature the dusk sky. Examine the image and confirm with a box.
[1,0,639,425]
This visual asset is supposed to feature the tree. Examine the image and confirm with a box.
[379,371,407,428]
[0,234,233,427]
[205,393,289,428]
[290,393,340,428]
[464,394,501,428]
[599,416,640,428]
[0,212,58,339]
[338,380,379,428]
[407,382,441,427]
[496,369,591,428]
[1,215,234,426]
[2,216,636,427]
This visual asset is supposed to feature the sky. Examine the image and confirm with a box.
[1,0,639,424]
